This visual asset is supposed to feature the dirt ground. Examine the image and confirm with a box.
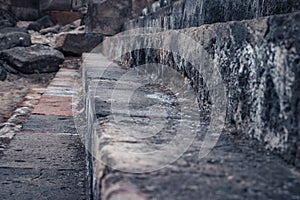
[0,72,55,123]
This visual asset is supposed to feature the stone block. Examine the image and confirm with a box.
[0,44,64,74]
[55,28,103,56]
[0,28,31,50]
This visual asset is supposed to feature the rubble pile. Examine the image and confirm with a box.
[0,11,103,81]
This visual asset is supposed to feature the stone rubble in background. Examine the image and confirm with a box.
[27,15,57,32]
[85,0,156,35]
[0,44,64,74]
[0,28,31,51]
[54,26,103,56]
[0,8,101,80]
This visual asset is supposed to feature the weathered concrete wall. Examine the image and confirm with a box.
[102,11,300,166]
[124,0,300,30]
[85,0,156,35]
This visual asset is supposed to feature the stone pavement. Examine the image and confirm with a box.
[0,68,87,199]
[83,53,300,200]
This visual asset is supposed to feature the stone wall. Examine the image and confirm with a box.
[124,0,300,30]
[102,11,300,167]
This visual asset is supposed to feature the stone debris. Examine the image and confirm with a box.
[0,28,31,51]
[0,14,93,78]
[27,15,56,32]
[85,0,155,35]
[29,30,57,47]
[0,44,64,74]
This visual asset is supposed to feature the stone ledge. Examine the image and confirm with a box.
[102,11,300,166]
[124,0,300,31]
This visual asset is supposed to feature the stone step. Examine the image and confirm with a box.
[124,0,300,31]
[81,49,300,199]
[101,11,300,167]
[80,7,300,200]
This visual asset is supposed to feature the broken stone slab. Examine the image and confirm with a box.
[29,31,56,47]
[55,28,103,56]
[0,28,31,51]
[0,44,64,74]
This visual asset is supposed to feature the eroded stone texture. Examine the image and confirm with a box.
[102,12,300,166]
[0,44,64,74]
[124,0,300,30]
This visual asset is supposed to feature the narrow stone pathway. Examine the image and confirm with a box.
[0,68,87,199]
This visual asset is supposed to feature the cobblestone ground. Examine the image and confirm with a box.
[0,66,87,199]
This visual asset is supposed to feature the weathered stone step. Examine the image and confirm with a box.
[81,10,300,199]
[81,51,300,200]
[102,11,300,167]
[124,0,300,31]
